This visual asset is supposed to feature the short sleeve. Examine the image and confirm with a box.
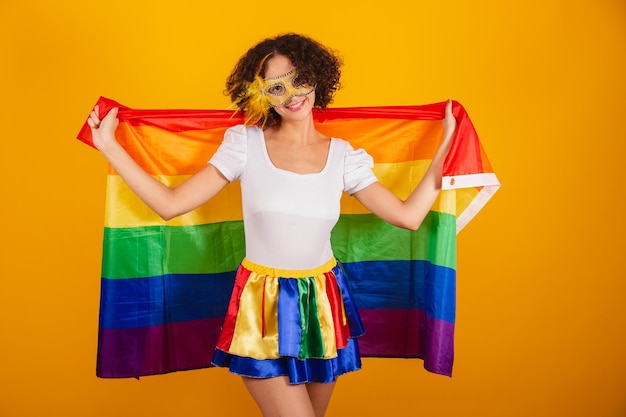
[208,125,248,181]
[343,144,378,195]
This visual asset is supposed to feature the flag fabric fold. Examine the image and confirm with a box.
[78,96,499,378]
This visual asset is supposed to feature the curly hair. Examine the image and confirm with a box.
[225,33,343,127]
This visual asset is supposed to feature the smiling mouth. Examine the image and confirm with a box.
[285,98,306,111]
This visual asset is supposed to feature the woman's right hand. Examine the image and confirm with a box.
[442,99,457,140]
[87,105,120,152]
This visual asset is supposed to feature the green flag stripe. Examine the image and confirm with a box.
[102,211,455,279]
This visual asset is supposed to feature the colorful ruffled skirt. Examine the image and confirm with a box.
[211,257,365,384]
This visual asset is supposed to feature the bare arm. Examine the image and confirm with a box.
[88,106,229,220]
[352,100,457,231]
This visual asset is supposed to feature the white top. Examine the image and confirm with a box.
[209,125,378,270]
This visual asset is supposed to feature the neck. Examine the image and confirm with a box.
[272,115,318,144]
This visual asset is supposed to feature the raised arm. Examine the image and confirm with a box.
[88,106,229,220]
[352,100,457,231]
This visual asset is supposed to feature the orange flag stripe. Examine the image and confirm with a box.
[107,119,445,176]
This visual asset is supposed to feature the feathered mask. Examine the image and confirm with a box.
[240,74,272,127]
[237,56,315,127]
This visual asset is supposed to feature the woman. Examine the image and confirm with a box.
[88,33,457,417]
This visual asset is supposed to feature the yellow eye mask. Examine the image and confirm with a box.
[262,68,315,108]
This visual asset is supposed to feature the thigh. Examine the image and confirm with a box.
[242,376,317,417]
[306,382,336,417]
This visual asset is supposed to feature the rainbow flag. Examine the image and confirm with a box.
[77,97,499,378]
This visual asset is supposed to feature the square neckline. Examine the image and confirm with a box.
[259,129,336,176]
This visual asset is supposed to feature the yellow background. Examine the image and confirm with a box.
[1,1,625,416]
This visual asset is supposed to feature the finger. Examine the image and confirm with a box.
[87,117,99,129]
[445,99,453,115]
[99,107,119,123]
[88,113,99,125]
[88,109,102,127]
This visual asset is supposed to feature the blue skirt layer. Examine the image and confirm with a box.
[212,337,361,384]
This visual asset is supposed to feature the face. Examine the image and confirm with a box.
[263,54,315,118]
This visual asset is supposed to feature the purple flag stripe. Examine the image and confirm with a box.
[97,310,452,378]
